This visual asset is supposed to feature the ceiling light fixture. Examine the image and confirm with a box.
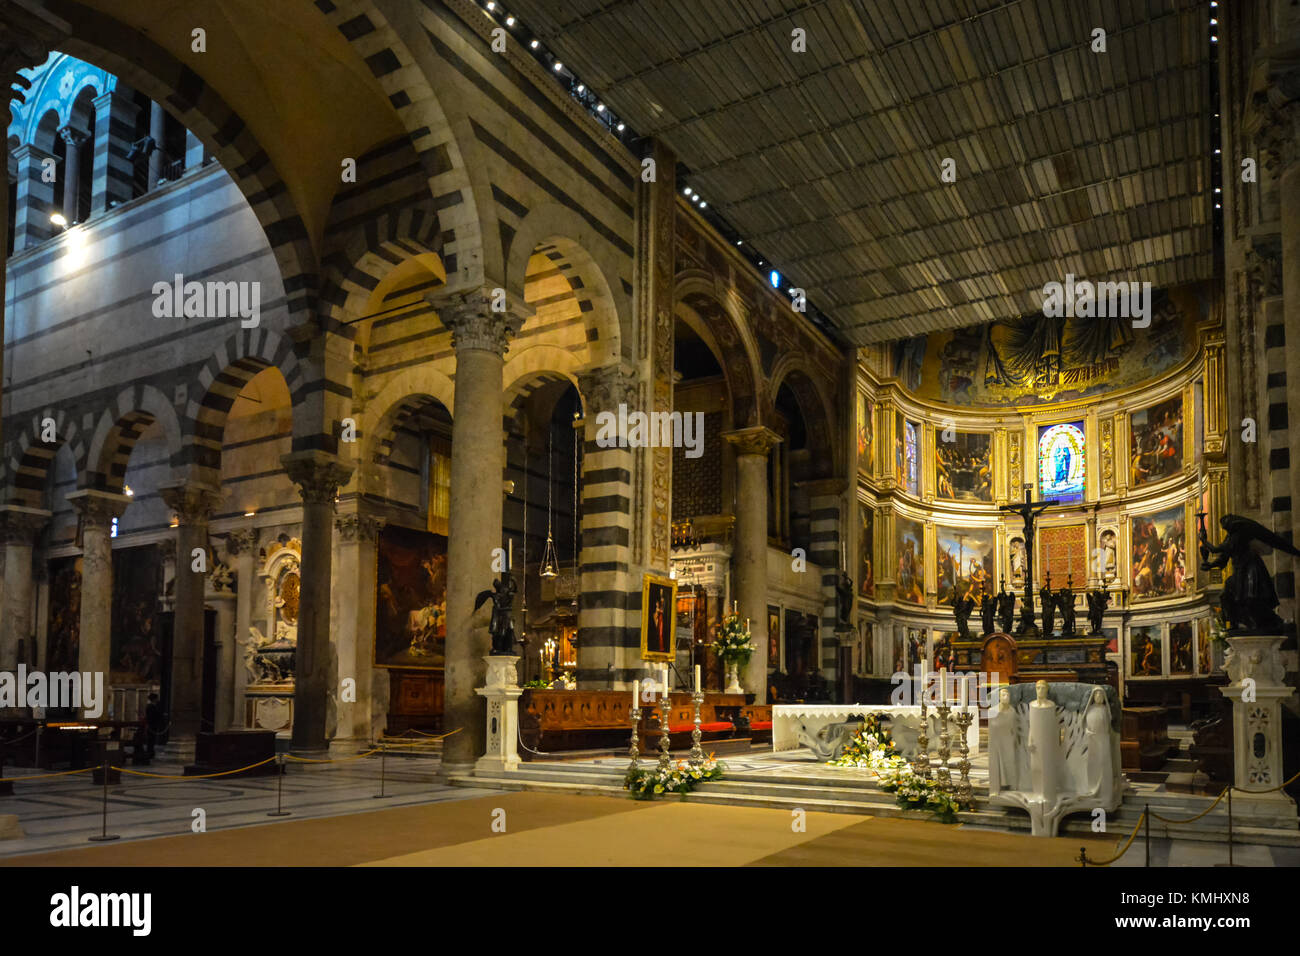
[506,15,515,25]
[50,212,67,227]
[554,61,563,71]
[617,123,625,132]
[530,39,539,49]
[576,83,585,93]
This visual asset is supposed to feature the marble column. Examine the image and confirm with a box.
[575,364,639,688]
[0,506,49,672]
[158,483,222,736]
[281,451,353,753]
[724,426,782,703]
[333,511,384,743]
[10,143,55,251]
[65,491,130,713]
[432,287,524,772]
[207,583,236,732]
[57,125,88,223]
[224,528,259,728]
[147,100,166,190]
[90,88,138,214]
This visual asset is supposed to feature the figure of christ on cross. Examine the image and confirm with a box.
[999,488,1058,637]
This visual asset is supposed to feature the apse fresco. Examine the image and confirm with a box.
[110,544,163,685]
[1130,395,1183,487]
[904,287,1200,406]
[1130,626,1162,677]
[895,516,925,605]
[859,503,874,597]
[895,417,919,495]
[936,431,992,501]
[935,525,994,605]
[857,394,873,474]
[1038,421,1086,503]
[1130,506,1186,599]
[375,525,448,668]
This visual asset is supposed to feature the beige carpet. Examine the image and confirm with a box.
[4,791,1108,867]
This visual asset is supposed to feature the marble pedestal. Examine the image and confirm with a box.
[475,655,522,774]
[1220,635,1297,824]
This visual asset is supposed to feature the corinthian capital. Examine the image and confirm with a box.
[0,505,49,544]
[577,364,639,415]
[223,528,259,556]
[66,489,131,529]
[723,425,782,457]
[281,451,353,504]
[428,286,529,355]
[335,512,385,543]
[159,482,224,524]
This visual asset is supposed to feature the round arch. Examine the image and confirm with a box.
[3,406,87,508]
[84,384,183,492]
[768,356,838,478]
[505,204,628,366]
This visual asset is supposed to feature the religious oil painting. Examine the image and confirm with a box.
[936,431,992,501]
[111,544,163,685]
[896,414,919,495]
[1197,617,1220,674]
[892,628,906,675]
[640,573,676,662]
[1130,505,1186,600]
[856,620,873,675]
[1130,625,1163,677]
[859,502,875,597]
[375,525,448,669]
[1169,621,1194,674]
[45,556,82,675]
[895,516,925,605]
[935,525,994,605]
[857,394,873,475]
[1130,395,1183,487]
[1037,421,1086,503]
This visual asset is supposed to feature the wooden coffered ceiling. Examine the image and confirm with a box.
[506,0,1216,344]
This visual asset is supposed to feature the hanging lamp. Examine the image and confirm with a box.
[540,426,559,578]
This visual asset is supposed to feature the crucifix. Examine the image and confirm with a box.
[999,487,1058,637]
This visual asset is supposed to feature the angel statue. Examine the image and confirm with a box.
[1199,514,1300,634]
[1085,589,1110,635]
[953,591,976,641]
[475,574,519,655]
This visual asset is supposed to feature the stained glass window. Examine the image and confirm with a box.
[1038,421,1086,503]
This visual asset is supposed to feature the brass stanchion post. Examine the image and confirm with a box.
[1227,787,1234,867]
[1144,804,1150,867]
[373,744,390,799]
[267,753,291,817]
[88,745,119,842]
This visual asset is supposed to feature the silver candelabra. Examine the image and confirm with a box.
[688,691,705,765]
[657,693,673,774]
[628,701,642,774]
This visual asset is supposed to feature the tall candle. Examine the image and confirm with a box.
[694,664,701,693]
[939,667,948,703]
[507,538,512,572]
[959,674,968,710]
[631,679,638,709]
[662,665,669,697]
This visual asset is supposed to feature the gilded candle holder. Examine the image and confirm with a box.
[657,694,673,775]
[914,669,931,780]
[688,691,705,765]
[936,699,953,794]
[954,708,973,804]
[628,703,642,774]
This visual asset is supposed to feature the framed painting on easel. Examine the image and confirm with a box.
[640,573,676,662]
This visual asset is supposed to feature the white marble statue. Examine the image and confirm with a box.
[987,687,1019,793]
[988,680,1125,837]
[1027,680,1059,805]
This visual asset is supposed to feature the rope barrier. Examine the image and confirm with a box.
[1148,786,1229,824]
[1080,809,1147,867]
[3,766,96,782]
[113,757,279,779]
[1230,767,1300,796]
[284,747,381,764]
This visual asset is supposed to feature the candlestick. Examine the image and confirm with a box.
[657,691,672,774]
[628,689,642,774]
[688,689,705,765]
[954,708,973,804]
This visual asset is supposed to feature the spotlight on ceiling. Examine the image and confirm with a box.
[576,83,585,93]
[683,187,692,196]
[506,15,515,25]
[49,212,67,227]
[617,122,625,132]
[554,61,563,71]
[699,201,707,209]
[769,270,781,288]
[596,103,605,112]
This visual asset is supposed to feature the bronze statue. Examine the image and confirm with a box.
[475,574,519,655]
[953,591,976,641]
[1056,587,1076,637]
[1199,514,1300,634]
[980,590,996,636]
[836,570,854,628]
[1086,588,1110,635]
[1039,580,1056,636]
[996,584,1016,634]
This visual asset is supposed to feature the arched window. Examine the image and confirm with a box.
[1038,421,1086,503]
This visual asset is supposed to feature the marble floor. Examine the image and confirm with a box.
[0,755,494,858]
